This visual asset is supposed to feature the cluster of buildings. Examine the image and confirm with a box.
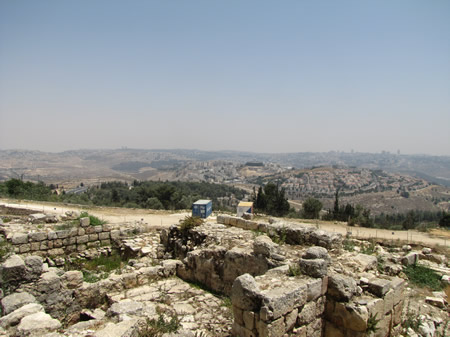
[282,168,429,199]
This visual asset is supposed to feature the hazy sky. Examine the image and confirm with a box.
[1,1,449,155]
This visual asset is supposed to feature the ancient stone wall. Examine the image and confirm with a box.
[7,223,116,256]
[217,215,342,249]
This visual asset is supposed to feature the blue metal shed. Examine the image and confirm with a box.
[192,199,212,218]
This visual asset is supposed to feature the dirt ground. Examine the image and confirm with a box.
[1,198,449,249]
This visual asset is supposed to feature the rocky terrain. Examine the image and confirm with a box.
[0,206,449,336]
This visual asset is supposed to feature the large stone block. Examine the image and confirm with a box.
[367,278,391,298]
[297,301,316,325]
[17,311,61,336]
[77,235,89,244]
[80,217,90,227]
[260,281,307,319]
[327,274,357,302]
[257,316,285,337]
[243,310,256,331]
[231,274,261,311]
[332,302,368,332]
[299,258,328,278]
[99,232,110,240]
[19,244,31,253]
[1,292,36,315]
[56,230,70,239]
[29,232,47,242]
[285,308,298,332]
[11,233,28,245]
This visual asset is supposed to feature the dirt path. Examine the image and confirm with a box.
[0,199,188,228]
[1,198,449,249]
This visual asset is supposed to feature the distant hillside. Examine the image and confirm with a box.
[1,148,450,187]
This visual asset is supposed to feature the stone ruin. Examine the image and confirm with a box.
[0,212,448,336]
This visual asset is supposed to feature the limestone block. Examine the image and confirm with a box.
[292,325,307,337]
[231,274,261,311]
[299,258,328,278]
[401,252,419,266]
[302,246,330,261]
[316,296,326,316]
[40,241,49,250]
[383,289,394,314]
[29,232,47,242]
[306,318,322,337]
[102,224,112,231]
[233,306,244,325]
[99,232,110,240]
[332,302,368,332]
[77,235,89,244]
[261,281,307,319]
[107,299,143,318]
[425,296,445,308]
[78,228,86,236]
[367,298,384,318]
[243,310,256,331]
[367,278,391,297]
[351,254,377,272]
[283,309,296,332]
[17,312,61,336]
[53,239,63,248]
[327,274,357,302]
[47,240,54,249]
[371,313,392,337]
[30,242,40,251]
[257,316,285,337]
[19,244,31,253]
[66,245,77,252]
[392,301,403,325]
[391,277,406,305]
[80,217,90,227]
[77,244,87,252]
[1,255,26,285]
[63,270,83,289]
[94,225,103,233]
[24,256,43,277]
[297,301,316,325]
[11,233,28,245]
[87,241,100,248]
[253,235,278,257]
[48,231,58,240]
[229,217,238,226]
[305,278,320,302]
[89,233,99,241]
[0,303,43,329]
[1,292,36,315]
[324,321,344,337]
[47,248,64,256]
[101,240,111,246]
[56,230,70,239]
[85,226,96,234]
[232,322,256,337]
[110,230,121,240]
[69,227,79,237]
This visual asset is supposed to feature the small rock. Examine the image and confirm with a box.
[17,312,61,336]
[422,247,432,255]
[1,292,36,315]
[425,296,445,309]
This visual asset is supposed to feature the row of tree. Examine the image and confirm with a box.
[0,179,245,211]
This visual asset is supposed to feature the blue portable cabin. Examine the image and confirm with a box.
[192,199,212,218]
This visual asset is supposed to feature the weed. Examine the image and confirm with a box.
[269,227,288,244]
[179,216,203,233]
[221,296,232,309]
[138,307,180,337]
[376,256,385,274]
[367,313,380,333]
[343,239,355,252]
[361,241,376,255]
[402,302,420,332]
[288,264,301,277]
[404,263,442,290]
[252,229,265,237]
[2,217,12,223]
[0,238,11,263]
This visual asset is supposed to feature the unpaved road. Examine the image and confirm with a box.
[1,199,449,249]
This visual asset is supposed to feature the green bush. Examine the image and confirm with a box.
[404,264,442,290]
[139,308,180,337]
[179,216,204,233]
[79,211,107,226]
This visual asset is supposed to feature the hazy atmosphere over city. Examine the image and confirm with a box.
[1,1,449,155]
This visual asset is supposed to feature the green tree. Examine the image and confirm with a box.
[439,213,450,228]
[302,197,323,219]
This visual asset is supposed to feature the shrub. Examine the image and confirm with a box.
[139,308,180,336]
[179,216,203,233]
[79,211,107,226]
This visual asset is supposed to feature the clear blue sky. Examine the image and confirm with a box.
[1,1,449,155]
